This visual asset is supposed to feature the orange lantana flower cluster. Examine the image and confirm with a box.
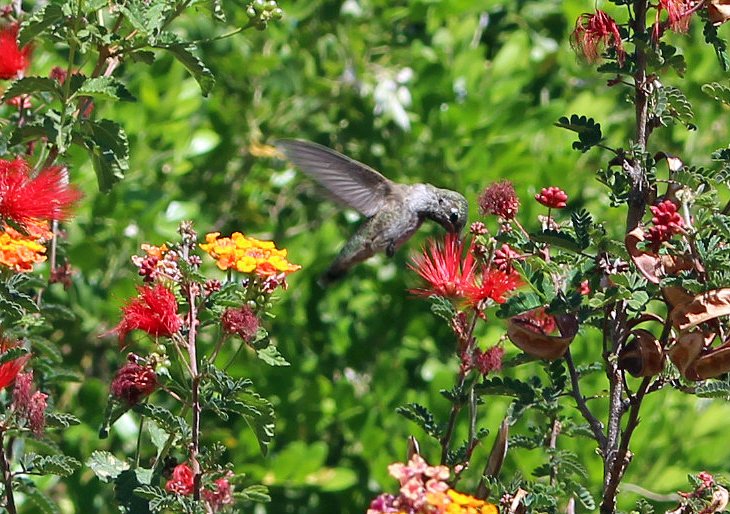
[200,232,301,278]
[0,221,52,272]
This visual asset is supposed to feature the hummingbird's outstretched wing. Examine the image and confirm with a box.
[277,139,394,217]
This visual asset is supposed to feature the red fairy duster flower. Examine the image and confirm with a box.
[409,233,476,298]
[535,186,568,209]
[113,283,181,344]
[570,10,626,65]
[166,463,195,496]
[0,24,31,80]
[111,356,158,405]
[463,268,520,307]
[656,0,695,35]
[203,477,234,512]
[221,306,259,342]
[493,244,521,273]
[0,158,82,226]
[475,345,504,376]
[478,180,520,220]
[0,336,30,390]
[12,370,33,416]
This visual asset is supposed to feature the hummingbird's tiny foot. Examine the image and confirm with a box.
[386,241,396,257]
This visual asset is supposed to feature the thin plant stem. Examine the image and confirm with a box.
[565,350,606,449]
[0,430,17,514]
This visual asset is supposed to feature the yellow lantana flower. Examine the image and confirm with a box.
[0,221,51,273]
[445,490,499,514]
[200,232,301,278]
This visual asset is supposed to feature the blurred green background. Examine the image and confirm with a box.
[28,0,730,512]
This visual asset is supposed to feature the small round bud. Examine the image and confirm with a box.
[247,300,257,309]
[163,359,171,368]
[264,0,277,11]
[156,344,166,354]
[253,0,265,11]
[246,6,257,17]
[271,7,283,19]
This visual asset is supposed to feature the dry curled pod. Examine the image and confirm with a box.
[507,312,578,360]
[618,329,664,377]
[709,0,730,25]
[625,228,662,284]
[670,288,730,330]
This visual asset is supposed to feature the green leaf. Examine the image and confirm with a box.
[703,14,730,71]
[237,484,271,503]
[571,209,592,250]
[26,454,82,477]
[155,43,215,96]
[571,481,596,510]
[45,412,81,429]
[133,403,191,438]
[0,346,28,366]
[147,420,171,454]
[87,451,130,482]
[0,77,61,102]
[19,4,65,46]
[429,295,456,322]
[225,391,275,455]
[554,114,603,152]
[497,292,544,318]
[80,119,129,192]
[256,345,290,366]
[395,403,441,438]
[531,229,582,252]
[72,76,136,102]
[702,82,730,105]
[695,378,730,399]
[475,376,536,404]
[15,483,60,514]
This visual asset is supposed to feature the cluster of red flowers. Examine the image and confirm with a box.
[647,199,684,251]
[535,186,568,209]
[409,234,520,309]
[221,305,260,342]
[110,354,158,405]
[0,338,48,436]
[165,463,233,512]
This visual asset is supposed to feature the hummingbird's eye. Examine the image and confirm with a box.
[449,212,459,224]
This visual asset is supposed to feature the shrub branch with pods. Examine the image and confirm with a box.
[367,1,730,514]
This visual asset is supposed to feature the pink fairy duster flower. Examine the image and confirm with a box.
[113,283,181,344]
[110,356,158,405]
[475,345,505,376]
[0,24,31,80]
[28,391,47,436]
[570,10,626,65]
[12,370,33,416]
[535,186,568,209]
[478,180,520,220]
[0,158,82,226]
[221,306,260,342]
[493,244,521,273]
[166,463,195,496]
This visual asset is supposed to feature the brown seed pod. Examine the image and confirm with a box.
[618,329,664,377]
[507,313,578,360]
[670,288,730,330]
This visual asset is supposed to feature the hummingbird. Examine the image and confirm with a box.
[277,139,469,285]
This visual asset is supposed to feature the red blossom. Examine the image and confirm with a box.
[579,280,591,295]
[28,391,47,436]
[0,158,82,226]
[166,463,195,496]
[571,10,626,65]
[493,244,521,274]
[474,345,504,376]
[469,221,488,235]
[654,0,695,38]
[113,283,181,344]
[0,336,29,390]
[221,306,260,342]
[647,200,683,251]
[49,66,67,84]
[110,355,158,405]
[203,477,234,512]
[535,186,568,209]
[409,234,476,298]
[463,268,521,307]
[478,180,520,220]
[0,24,31,80]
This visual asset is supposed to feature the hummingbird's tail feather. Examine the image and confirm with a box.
[317,262,349,287]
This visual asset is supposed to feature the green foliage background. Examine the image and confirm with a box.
[26,0,730,512]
